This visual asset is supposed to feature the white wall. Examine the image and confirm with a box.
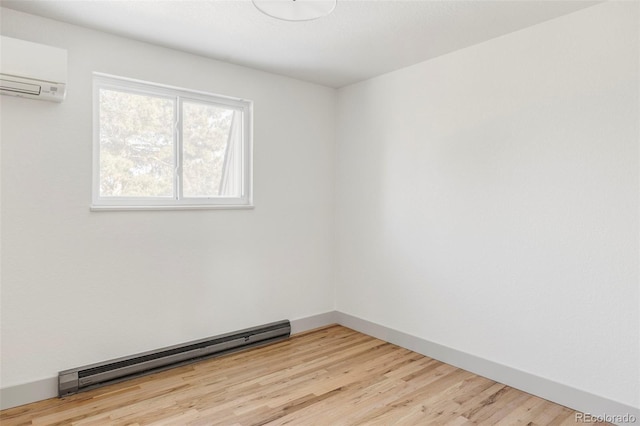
[336,1,639,410]
[0,8,336,388]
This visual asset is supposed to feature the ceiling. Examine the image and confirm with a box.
[0,0,599,88]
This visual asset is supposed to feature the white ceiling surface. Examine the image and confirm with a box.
[1,1,599,88]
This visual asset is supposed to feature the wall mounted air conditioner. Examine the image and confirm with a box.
[0,36,67,102]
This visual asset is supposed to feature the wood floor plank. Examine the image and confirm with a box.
[0,325,605,425]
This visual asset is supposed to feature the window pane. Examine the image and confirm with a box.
[99,89,174,197]
[182,101,239,197]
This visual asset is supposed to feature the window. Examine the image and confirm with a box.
[92,74,252,210]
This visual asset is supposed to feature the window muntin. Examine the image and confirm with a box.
[92,74,252,210]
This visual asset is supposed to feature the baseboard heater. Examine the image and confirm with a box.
[58,319,290,397]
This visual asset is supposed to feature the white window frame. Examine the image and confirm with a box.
[91,73,253,211]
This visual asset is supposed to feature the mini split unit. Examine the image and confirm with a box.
[0,36,67,102]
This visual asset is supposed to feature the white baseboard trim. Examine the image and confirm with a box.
[290,311,337,335]
[335,311,640,425]
[3,310,638,425]
[1,377,57,411]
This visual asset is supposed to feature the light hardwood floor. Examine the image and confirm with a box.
[1,325,606,425]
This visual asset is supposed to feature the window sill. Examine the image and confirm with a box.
[90,204,254,212]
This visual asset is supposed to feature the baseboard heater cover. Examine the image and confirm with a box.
[58,320,291,397]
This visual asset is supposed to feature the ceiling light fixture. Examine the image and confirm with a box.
[252,0,337,22]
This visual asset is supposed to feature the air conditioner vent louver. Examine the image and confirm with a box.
[58,320,291,397]
[0,77,41,95]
